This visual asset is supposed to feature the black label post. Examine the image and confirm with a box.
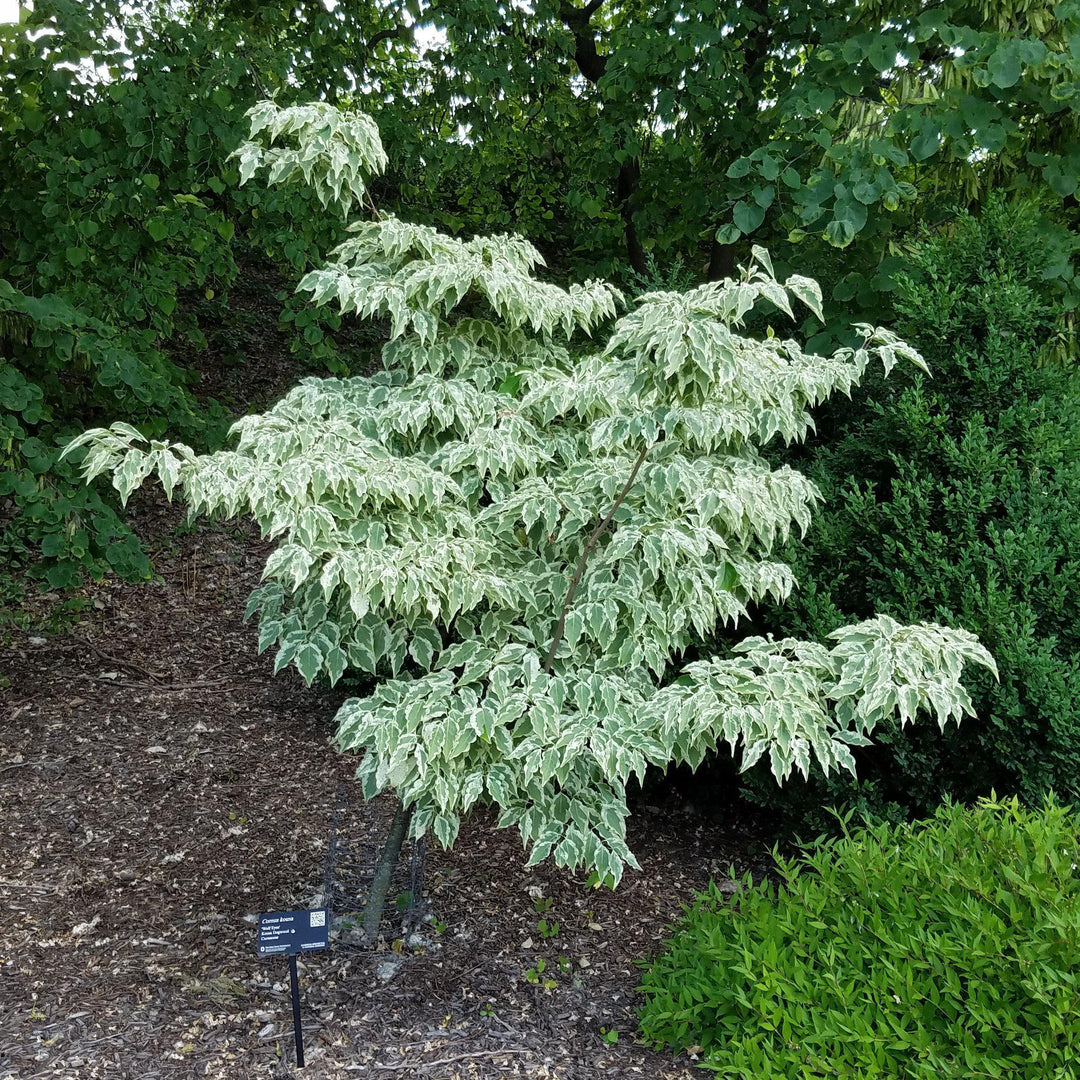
[256,908,329,1069]
[289,953,305,1068]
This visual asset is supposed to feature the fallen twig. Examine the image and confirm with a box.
[362,1048,533,1071]
[78,636,165,682]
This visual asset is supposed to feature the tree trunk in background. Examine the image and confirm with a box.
[560,0,648,276]
[707,237,737,281]
[709,0,770,282]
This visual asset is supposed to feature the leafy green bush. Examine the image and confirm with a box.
[0,1,398,596]
[743,198,1080,825]
[640,796,1080,1078]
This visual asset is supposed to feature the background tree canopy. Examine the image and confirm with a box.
[409,0,1080,292]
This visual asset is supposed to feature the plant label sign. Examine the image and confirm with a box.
[256,908,329,957]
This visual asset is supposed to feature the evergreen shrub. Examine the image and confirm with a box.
[639,796,1080,1078]
[746,199,1080,824]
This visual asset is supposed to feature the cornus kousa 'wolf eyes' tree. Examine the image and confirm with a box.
[65,100,996,900]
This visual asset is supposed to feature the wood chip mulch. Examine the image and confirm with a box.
[0,498,774,1080]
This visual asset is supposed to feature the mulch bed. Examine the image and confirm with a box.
[0,500,774,1078]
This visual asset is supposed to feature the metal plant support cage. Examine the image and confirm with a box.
[319,786,428,949]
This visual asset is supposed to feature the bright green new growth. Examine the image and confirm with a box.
[639,796,1080,1078]
[64,103,996,885]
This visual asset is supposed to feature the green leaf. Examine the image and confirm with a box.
[715,223,741,245]
[79,128,102,148]
[987,44,1021,88]
[1045,162,1078,198]
[757,154,780,181]
[825,218,857,248]
[146,218,169,242]
[733,200,766,234]
[753,185,776,209]
[295,643,323,684]
[1017,38,1047,66]
[852,181,878,205]
[910,126,941,161]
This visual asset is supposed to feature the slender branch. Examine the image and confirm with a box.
[542,441,652,673]
[365,25,410,53]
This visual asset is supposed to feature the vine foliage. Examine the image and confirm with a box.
[65,103,996,884]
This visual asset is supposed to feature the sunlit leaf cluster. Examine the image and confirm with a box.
[231,99,388,216]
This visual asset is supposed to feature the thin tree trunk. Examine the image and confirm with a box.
[362,802,413,940]
[558,0,649,276]
[709,0,771,282]
[707,237,736,281]
[617,158,648,276]
[543,440,652,672]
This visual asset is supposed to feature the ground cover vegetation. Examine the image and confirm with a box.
[66,101,994,910]
[639,796,1080,1077]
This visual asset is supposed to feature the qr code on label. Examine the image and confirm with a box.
[310,910,326,928]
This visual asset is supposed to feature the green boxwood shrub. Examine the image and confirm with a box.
[742,198,1080,826]
[639,797,1080,1078]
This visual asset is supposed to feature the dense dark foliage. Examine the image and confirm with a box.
[746,198,1080,826]
[0,1,406,597]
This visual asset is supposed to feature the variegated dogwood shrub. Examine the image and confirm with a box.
[64,102,996,886]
